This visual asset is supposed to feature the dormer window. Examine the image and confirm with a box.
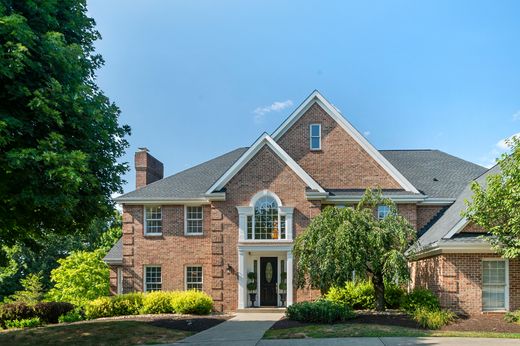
[310,124,321,150]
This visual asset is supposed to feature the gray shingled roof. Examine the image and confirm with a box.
[103,238,122,264]
[116,148,248,201]
[416,164,500,249]
[116,148,485,202]
[380,150,487,199]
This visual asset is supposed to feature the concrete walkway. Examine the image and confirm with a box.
[259,337,520,345]
[172,312,284,346]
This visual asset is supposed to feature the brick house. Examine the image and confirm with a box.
[104,90,518,315]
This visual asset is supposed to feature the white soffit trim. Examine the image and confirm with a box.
[206,133,326,194]
[271,90,420,194]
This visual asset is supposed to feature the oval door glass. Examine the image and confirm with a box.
[265,262,273,283]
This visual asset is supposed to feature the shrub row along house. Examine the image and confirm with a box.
[104,91,518,315]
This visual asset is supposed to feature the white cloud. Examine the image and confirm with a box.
[363,131,370,137]
[479,132,520,168]
[253,100,293,123]
[513,110,520,121]
[496,132,520,150]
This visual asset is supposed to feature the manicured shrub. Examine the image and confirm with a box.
[84,297,114,319]
[58,308,84,323]
[171,290,213,315]
[505,310,520,323]
[0,303,34,327]
[384,284,406,309]
[325,281,375,310]
[33,302,74,323]
[141,291,175,314]
[111,292,143,316]
[401,288,440,312]
[412,307,455,329]
[286,300,355,324]
[4,317,42,329]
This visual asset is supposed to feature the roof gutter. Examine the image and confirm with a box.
[322,194,428,203]
[408,240,493,260]
[114,197,211,205]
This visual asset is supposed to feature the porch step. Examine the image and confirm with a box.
[237,307,286,313]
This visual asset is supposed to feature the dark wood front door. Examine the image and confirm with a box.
[260,257,278,306]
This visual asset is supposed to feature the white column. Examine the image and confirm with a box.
[286,250,293,306]
[238,249,246,309]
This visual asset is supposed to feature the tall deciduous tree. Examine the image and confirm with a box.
[465,137,520,259]
[0,1,130,263]
[294,190,415,311]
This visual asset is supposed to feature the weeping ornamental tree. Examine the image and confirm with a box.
[0,1,130,264]
[294,190,416,311]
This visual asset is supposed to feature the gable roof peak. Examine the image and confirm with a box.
[272,90,420,193]
[205,133,326,195]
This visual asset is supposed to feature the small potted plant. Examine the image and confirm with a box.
[247,272,257,307]
[279,272,287,306]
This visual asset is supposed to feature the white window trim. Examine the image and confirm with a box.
[184,205,204,235]
[237,191,294,242]
[185,265,203,291]
[143,265,162,292]
[144,206,162,236]
[482,258,509,312]
[309,123,321,150]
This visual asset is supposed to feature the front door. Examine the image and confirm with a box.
[260,257,278,306]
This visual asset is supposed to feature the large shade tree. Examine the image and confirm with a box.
[0,0,130,264]
[465,136,520,259]
[294,190,416,311]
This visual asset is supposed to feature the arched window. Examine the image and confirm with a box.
[246,192,287,240]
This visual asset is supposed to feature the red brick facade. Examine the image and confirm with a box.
[411,254,520,315]
[277,103,401,190]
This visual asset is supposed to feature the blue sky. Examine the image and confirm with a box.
[87,0,520,193]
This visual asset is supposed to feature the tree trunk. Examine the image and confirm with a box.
[372,273,385,311]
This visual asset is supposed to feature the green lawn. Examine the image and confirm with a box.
[264,323,520,339]
[0,320,191,346]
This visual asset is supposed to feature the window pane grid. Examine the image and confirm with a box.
[482,260,507,310]
[310,124,321,149]
[247,216,253,239]
[377,205,390,220]
[280,215,286,239]
[145,266,162,292]
[253,196,278,240]
[145,207,162,234]
[186,206,203,234]
[186,266,203,291]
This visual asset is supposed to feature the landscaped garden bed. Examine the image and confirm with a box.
[265,311,520,339]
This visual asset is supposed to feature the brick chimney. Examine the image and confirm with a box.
[135,148,164,189]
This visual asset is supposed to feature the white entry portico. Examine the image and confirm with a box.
[236,190,295,309]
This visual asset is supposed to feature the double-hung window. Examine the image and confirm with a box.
[377,205,391,220]
[144,206,162,235]
[144,266,162,292]
[309,124,321,150]
[482,259,508,311]
[185,206,203,235]
[186,266,203,291]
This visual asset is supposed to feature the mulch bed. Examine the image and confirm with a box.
[442,314,520,333]
[271,310,421,330]
[271,310,520,333]
[148,315,232,332]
